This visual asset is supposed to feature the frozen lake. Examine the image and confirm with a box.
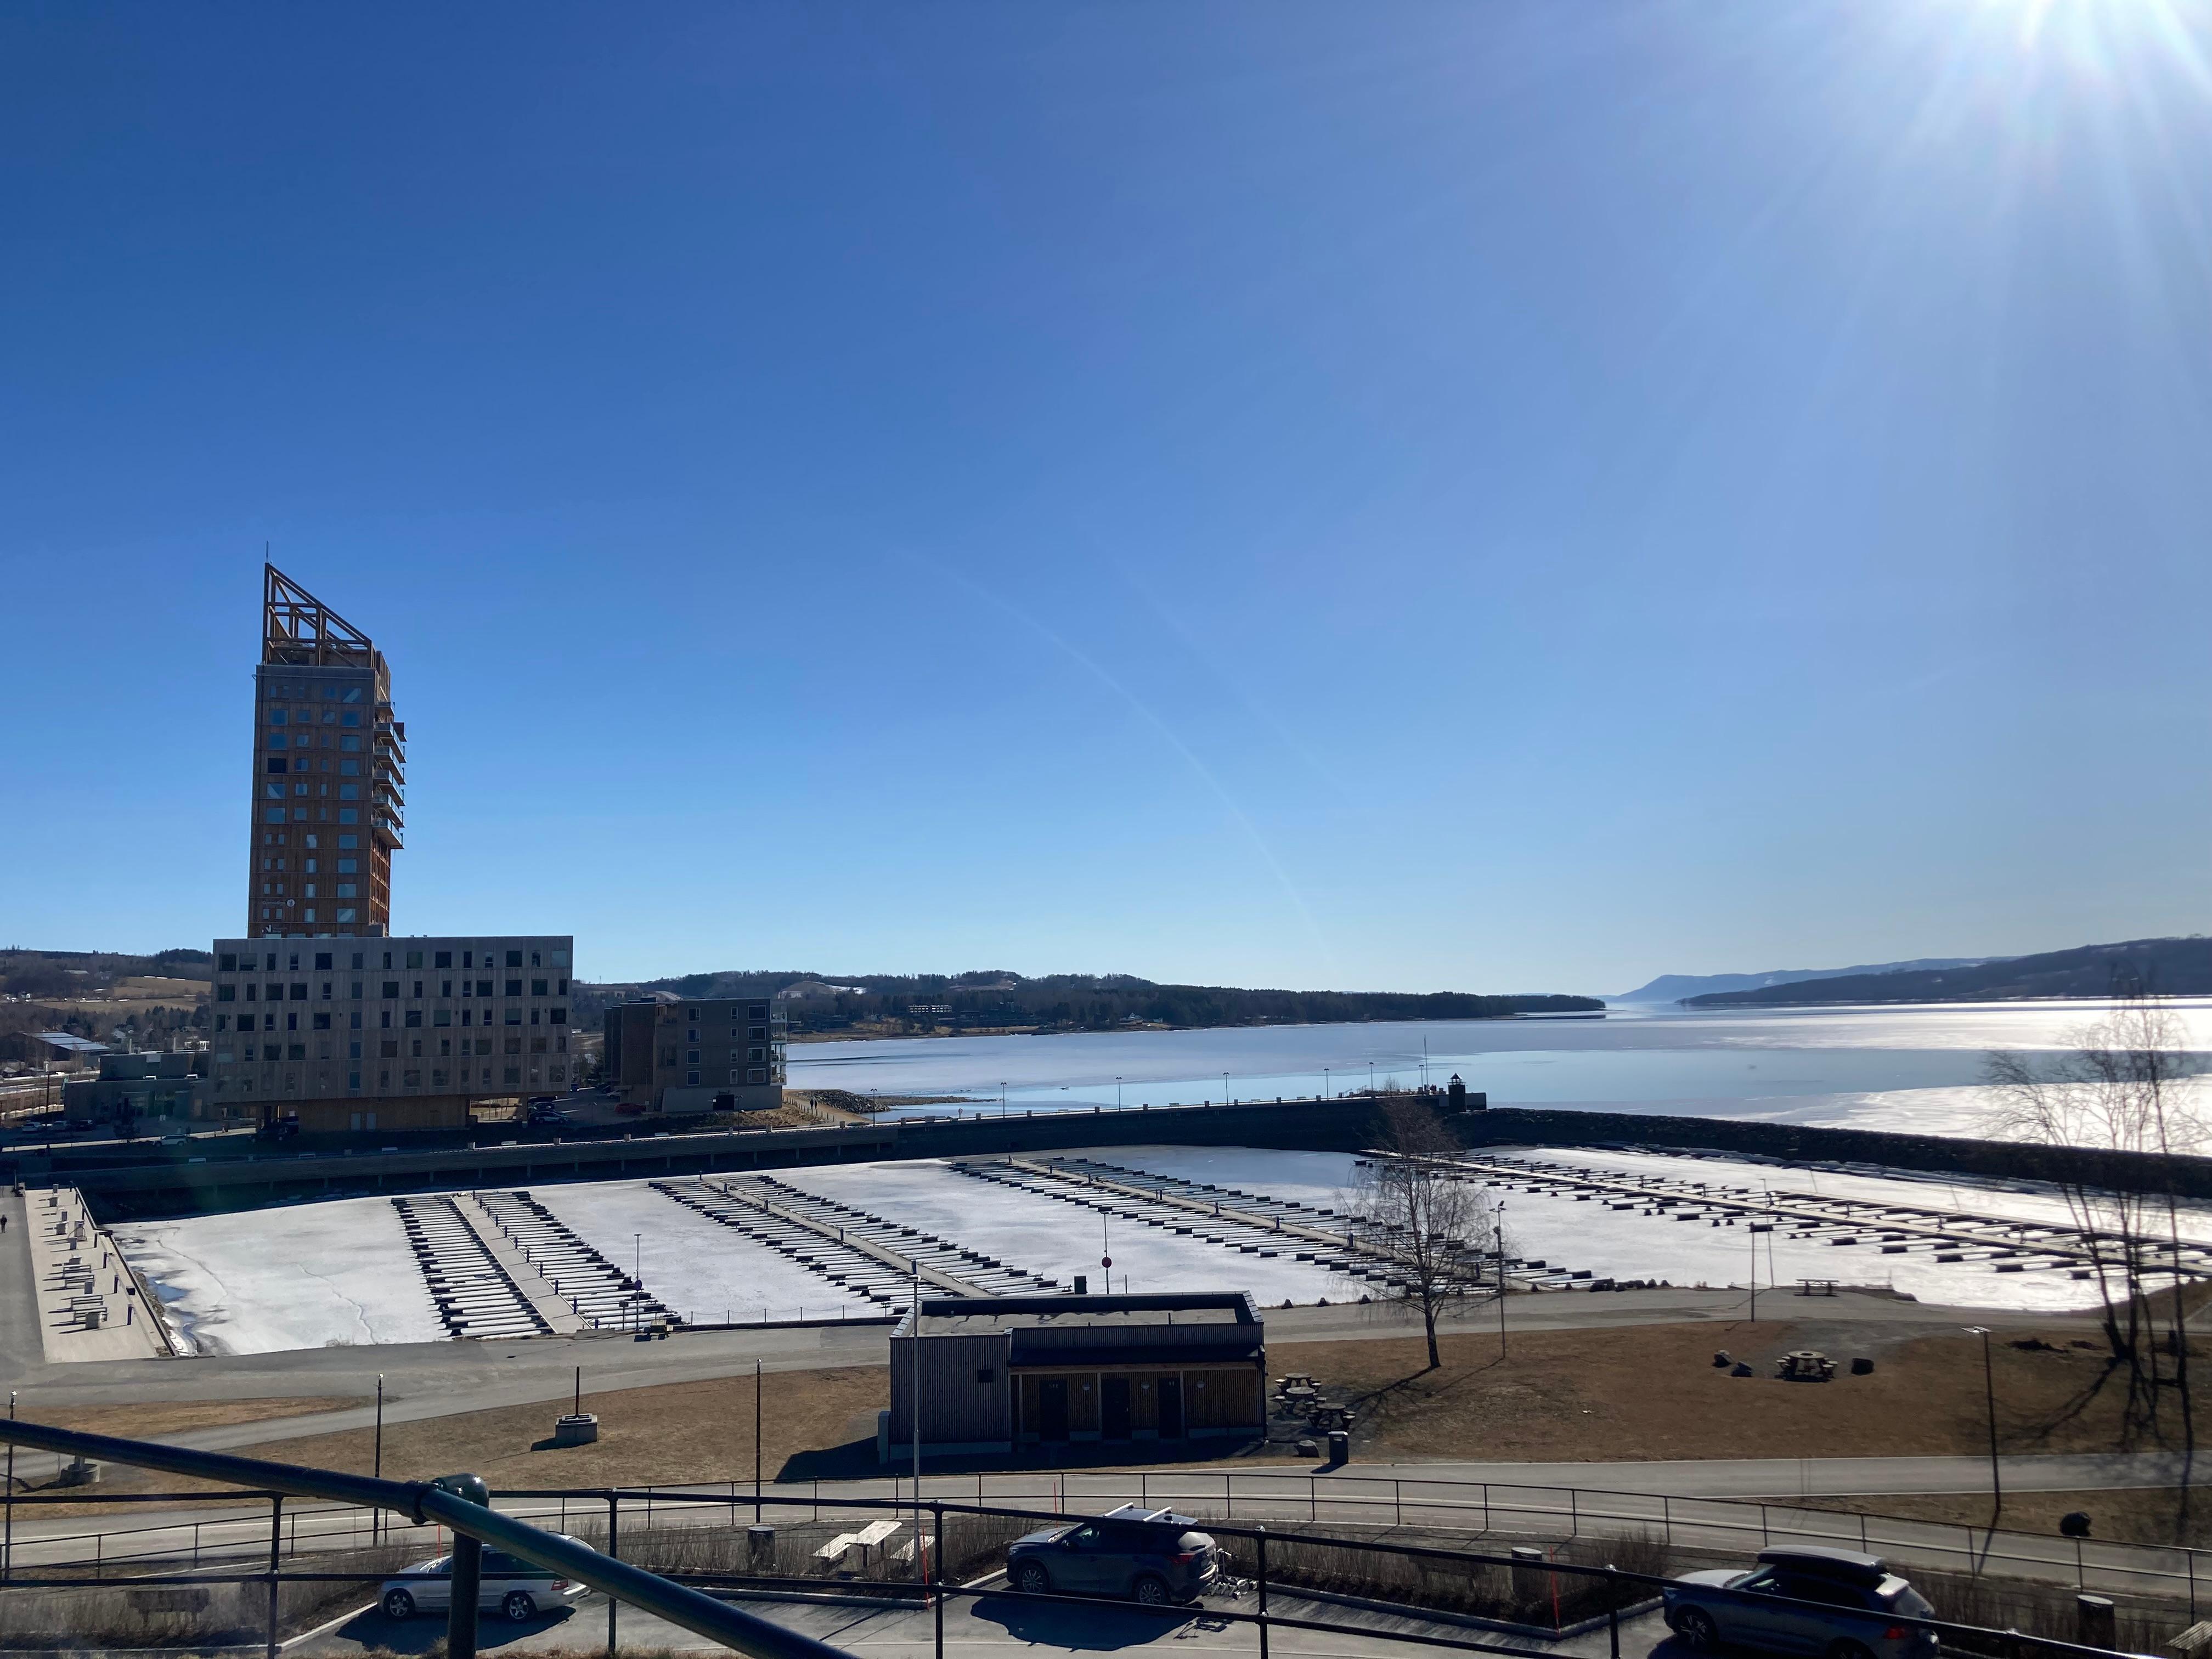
[789,998,2212,1144]
[115,1140,2157,1354]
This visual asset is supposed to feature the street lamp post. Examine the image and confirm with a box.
[1496,1200,1509,1358]
[1965,1325,2000,1525]
[1222,1072,1230,1108]
[1115,1077,1122,1111]
[373,1374,385,1543]
[1323,1068,1331,1101]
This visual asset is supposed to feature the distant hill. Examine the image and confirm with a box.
[1612,957,2002,1003]
[574,969,1602,1035]
[1683,937,2212,1008]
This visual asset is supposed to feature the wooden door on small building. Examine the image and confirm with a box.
[1037,1377,1070,1442]
[1101,1376,1132,1440]
[1157,1376,1184,1440]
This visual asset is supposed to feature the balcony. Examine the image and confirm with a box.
[372,815,404,850]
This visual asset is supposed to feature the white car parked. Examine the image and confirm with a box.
[380,1537,592,1623]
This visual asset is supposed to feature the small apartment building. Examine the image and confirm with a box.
[206,935,574,1133]
[888,1293,1267,1458]
[603,996,785,1113]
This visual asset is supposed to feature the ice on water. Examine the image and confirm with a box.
[110,1195,442,1357]
[116,1134,2170,1353]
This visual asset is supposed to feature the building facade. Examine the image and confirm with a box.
[61,1051,206,1128]
[207,935,574,1132]
[887,1293,1267,1458]
[249,566,404,939]
[602,996,786,1113]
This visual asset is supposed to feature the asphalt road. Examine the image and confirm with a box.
[293,1579,1677,1659]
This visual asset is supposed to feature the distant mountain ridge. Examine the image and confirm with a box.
[574,968,1601,1034]
[1682,936,2212,1008]
[1612,957,2002,1003]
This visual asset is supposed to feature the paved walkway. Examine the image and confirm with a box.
[18,1186,166,1363]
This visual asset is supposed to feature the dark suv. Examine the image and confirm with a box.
[1664,1546,1939,1658]
[1006,1505,1220,1606]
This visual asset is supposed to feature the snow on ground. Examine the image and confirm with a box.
[775,1159,1363,1304]
[529,1180,877,1325]
[111,1197,442,1356]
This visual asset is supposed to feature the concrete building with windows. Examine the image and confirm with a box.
[207,935,574,1133]
[61,1051,207,1129]
[603,997,785,1114]
[886,1293,1267,1459]
[249,566,405,939]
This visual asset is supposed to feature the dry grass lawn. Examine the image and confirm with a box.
[47,1319,2208,1532]
[82,1366,885,1502]
[1270,1318,2204,1463]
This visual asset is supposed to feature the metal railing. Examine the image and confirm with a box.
[8,1462,2202,1616]
[0,1424,2168,1659]
[0,1419,851,1659]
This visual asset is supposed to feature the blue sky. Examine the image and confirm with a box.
[3,2,2209,994]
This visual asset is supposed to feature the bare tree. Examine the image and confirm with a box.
[1986,982,2205,1491]
[1348,1098,1502,1369]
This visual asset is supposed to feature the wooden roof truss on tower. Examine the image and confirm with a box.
[262,563,384,670]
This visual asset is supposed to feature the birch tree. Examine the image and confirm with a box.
[1349,1098,1503,1369]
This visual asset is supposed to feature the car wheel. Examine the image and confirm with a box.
[1672,1607,1719,1650]
[1132,1575,1172,1606]
[382,1589,415,1621]
[1826,1643,1874,1659]
[1013,1561,1051,1595]
[503,1591,538,1622]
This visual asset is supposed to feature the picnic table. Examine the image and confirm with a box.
[816,1519,904,1571]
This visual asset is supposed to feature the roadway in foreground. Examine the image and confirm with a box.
[295,1579,1677,1659]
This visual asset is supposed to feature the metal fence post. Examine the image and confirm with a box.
[264,1494,283,1659]
[932,1502,945,1659]
[448,1528,482,1659]
[1395,1479,1402,1527]
[1310,1477,1317,1522]
[1569,1489,1578,1538]
[607,1493,620,1659]
[1256,1525,1269,1659]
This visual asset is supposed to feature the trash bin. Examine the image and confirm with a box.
[1327,1431,1349,1465]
